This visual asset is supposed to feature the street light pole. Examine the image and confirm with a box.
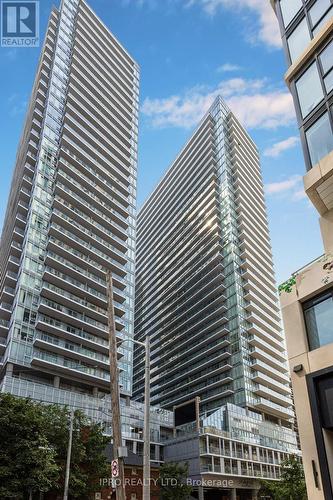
[142,335,150,500]
[63,409,74,500]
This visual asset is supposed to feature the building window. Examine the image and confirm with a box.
[287,17,311,63]
[280,0,303,27]
[303,289,333,350]
[305,112,333,166]
[309,0,332,32]
[296,62,324,117]
[320,39,333,93]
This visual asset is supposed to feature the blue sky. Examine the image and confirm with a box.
[0,0,323,283]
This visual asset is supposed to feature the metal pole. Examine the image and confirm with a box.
[63,409,74,500]
[143,335,150,500]
[106,272,125,500]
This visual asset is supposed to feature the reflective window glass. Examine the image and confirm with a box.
[309,0,331,26]
[313,8,333,35]
[320,39,333,74]
[296,62,324,117]
[304,290,333,350]
[306,112,333,166]
[324,70,333,93]
[280,0,303,27]
[287,17,310,62]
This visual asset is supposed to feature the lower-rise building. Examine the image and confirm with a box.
[164,403,300,500]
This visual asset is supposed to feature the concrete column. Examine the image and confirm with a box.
[231,488,237,500]
[198,486,204,500]
[92,387,98,397]
[6,362,13,376]
[53,376,60,388]
[252,490,259,500]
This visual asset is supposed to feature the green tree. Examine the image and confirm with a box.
[159,462,193,500]
[0,393,59,499]
[259,455,308,500]
[0,394,109,499]
[43,405,109,499]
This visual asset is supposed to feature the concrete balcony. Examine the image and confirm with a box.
[53,195,128,260]
[33,332,117,368]
[31,349,112,387]
[58,155,130,216]
[151,359,232,397]
[251,371,291,396]
[250,346,288,373]
[251,359,290,384]
[8,255,20,272]
[304,149,333,214]
[244,289,280,325]
[56,169,129,228]
[0,336,7,354]
[38,298,113,339]
[44,252,126,303]
[247,316,284,347]
[253,384,292,407]
[3,271,17,288]
[0,319,9,337]
[241,268,277,301]
[59,143,130,200]
[0,302,12,319]
[253,398,294,419]
[47,237,127,291]
[10,240,22,258]
[12,226,25,243]
[49,222,127,277]
[35,316,113,355]
[1,286,15,303]
[249,334,286,362]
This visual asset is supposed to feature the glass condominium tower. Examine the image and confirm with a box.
[0,0,139,399]
[134,97,294,427]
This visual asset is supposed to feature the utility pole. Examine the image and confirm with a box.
[142,335,150,500]
[63,409,74,500]
[106,271,126,500]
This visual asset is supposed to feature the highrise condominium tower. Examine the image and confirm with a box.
[133,97,294,425]
[0,0,139,401]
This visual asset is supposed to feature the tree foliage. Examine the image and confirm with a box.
[159,462,193,500]
[0,394,109,499]
[259,455,308,500]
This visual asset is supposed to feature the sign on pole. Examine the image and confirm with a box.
[111,459,119,478]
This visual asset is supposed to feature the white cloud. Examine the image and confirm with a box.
[122,0,281,48]
[292,189,307,201]
[264,136,299,158]
[217,63,242,73]
[187,0,281,48]
[265,175,302,195]
[141,78,295,130]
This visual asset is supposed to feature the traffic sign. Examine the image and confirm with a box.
[111,459,119,478]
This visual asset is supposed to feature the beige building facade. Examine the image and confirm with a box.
[272,1,333,498]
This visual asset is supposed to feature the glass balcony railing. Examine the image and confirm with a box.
[37,314,109,348]
[35,332,109,364]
